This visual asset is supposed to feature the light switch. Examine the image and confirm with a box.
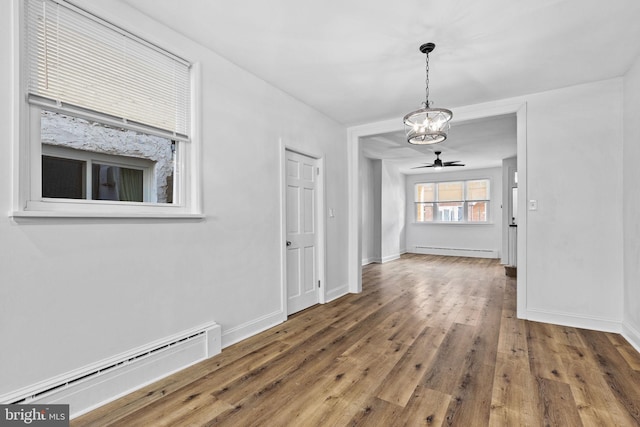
[528,200,538,211]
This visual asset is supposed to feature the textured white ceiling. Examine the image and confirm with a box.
[119,0,640,125]
[117,0,640,169]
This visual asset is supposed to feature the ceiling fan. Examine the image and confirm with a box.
[413,151,465,170]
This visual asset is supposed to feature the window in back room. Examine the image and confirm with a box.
[415,179,490,223]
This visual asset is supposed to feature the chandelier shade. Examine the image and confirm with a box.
[404,43,452,145]
[403,107,452,145]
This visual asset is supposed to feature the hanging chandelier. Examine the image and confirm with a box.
[403,43,452,145]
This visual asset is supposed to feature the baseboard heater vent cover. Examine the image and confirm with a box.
[2,321,221,418]
[414,246,498,258]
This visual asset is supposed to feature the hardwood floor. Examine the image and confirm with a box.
[72,254,640,426]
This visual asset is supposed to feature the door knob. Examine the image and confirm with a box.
[286,241,292,246]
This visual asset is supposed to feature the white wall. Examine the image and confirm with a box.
[0,0,348,397]
[405,167,503,258]
[360,155,380,264]
[524,78,623,329]
[623,54,640,349]
[360,158,404,264]
[380,161,406,262]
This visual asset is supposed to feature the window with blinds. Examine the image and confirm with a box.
[25,0,191,139]
[415,179,490,223]
[16,0,199,216]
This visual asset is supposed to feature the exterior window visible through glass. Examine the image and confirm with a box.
[41,111,174,204]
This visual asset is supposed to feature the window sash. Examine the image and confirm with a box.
[25,0,191,138]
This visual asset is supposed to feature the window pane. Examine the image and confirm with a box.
[467,179,489,200]
[92,164,143,202]
[437,182,463,202]
[416,203,434,222]
[468,201,488,222]
[42,156,86,199]
[437,202,464,222]
[415,183,435,202]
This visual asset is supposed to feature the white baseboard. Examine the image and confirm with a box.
[326,283,349,302]
[221,310,284,348]
[363,251,407,266]
[0,322,221,419]
[381,253,401,263]
[411,246,499,259]
[223,288,350,349]
[622,321,640,353]
[526,308,621,333]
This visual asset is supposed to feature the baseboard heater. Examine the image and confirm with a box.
[1,321,221,418]
[414,245,498,258]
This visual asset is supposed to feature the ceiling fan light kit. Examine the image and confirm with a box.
[403,43,452,145]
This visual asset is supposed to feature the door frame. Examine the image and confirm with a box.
[347,99,528,319]
[280,143,326,320]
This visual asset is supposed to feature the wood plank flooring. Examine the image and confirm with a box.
[72,254,640,426]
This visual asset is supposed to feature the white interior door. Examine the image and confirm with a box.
[286,150,319,315]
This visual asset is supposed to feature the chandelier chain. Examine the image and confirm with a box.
[424,51,430,108]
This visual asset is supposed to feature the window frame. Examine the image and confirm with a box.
[11,0,203,218]
[414,179,491,224]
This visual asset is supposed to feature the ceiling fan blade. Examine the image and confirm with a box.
[446,164,465,167]
[411,164,435,169]
[443,161,462,165]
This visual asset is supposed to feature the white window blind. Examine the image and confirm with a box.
[25,0,191,139]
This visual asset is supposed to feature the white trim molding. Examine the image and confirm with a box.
[527,308,621,333]
[381,253,402,263]
[325,283,349,303]
[221,310,284,349]
[622,321,640,353]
